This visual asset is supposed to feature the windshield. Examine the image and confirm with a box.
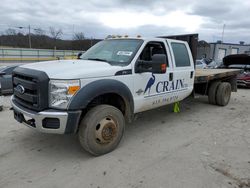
[80,39,143,66]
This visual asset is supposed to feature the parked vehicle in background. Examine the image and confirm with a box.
[228,65,250,88]
[236,68,250,88]
[196,58,222,69]
[201,58,213,65]
[207,60,222,69]
[0,65,19,95]
[223,54,250,88]
[196,60,207,69]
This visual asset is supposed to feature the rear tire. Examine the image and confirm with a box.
[208,81,221,105]
[216,82,231,106]
[78,105,125,156]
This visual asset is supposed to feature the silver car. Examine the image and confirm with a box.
[195,60,207,69]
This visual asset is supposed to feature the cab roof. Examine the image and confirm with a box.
[106,37,182,43]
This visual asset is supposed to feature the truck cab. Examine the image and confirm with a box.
[131,38,194,112]
[11,37,196,155]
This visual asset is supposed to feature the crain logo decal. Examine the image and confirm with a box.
[16,84,25,94]
[143,74,188,98]
[144,73,156,95]
[156,79,186,93]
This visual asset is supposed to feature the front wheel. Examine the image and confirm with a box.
[78,105,125,156]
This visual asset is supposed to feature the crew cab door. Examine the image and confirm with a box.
[167,39,195,101]
[133,40,175,113]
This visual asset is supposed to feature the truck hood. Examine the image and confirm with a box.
[20,60,124,79]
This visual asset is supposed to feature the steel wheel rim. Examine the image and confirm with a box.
[95,116,118,144]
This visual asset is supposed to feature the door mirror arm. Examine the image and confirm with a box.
[135,60,152,73]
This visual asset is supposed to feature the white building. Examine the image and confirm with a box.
[197,41,250,61]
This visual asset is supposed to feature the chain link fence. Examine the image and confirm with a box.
[0,47,81,63]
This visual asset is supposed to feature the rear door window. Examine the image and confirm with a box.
[171,43,191,67]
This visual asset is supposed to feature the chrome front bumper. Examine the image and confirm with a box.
[11,96,69,134]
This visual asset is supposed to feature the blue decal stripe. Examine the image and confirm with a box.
[144,88,188,98]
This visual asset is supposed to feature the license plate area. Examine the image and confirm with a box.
[14,111,24,123]
[14,110,36,127]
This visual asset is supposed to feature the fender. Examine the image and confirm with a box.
[68,79,134,121]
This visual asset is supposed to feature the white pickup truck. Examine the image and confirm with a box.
[11,35,240,156]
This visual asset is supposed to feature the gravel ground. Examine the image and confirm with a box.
[0,90,249,188]
[0,95,11,108]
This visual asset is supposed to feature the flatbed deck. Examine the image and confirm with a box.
[194,69,241,84]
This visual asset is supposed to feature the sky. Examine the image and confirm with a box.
[0,0,250,43]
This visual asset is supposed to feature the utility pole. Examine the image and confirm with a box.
[72,24,75,39]
[28,25,31,48]
[222,24,226,43]
[17,25,32,48]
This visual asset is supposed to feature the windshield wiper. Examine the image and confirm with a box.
[88,58,108,62]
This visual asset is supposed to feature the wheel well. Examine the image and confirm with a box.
[76,93,130,133]
[80,93,126,118]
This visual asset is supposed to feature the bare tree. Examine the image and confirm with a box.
[49,27,63,40]
[5,28,17,35]
[73,32,85,40]
[34,28,45,36]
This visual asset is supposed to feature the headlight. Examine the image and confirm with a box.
[49,79,80,109]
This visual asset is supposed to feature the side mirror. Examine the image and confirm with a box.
[151,54,167,74]
[77,52,83,59]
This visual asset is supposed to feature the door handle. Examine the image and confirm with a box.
[190,71,194,79]
[169,73,173,81]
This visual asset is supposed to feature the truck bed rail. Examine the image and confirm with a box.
[195,69,241,83]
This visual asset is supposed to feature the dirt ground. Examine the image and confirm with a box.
[0,90,249,188]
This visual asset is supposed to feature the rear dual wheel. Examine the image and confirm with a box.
[216,82,231,106]
[78,105,125,156]
[208,81,221,105]
[208,81,231,106]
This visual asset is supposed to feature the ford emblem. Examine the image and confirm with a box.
[16,84,25,94]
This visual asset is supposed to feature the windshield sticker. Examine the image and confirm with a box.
[117,51,133,56]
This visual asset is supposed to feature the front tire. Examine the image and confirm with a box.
[78,105,125,156]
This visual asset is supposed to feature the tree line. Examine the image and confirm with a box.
[0,27,101,50]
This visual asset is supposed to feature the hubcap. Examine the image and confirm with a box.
[95,117,118,144]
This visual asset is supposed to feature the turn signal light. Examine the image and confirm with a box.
[161,63,167,72]
[68,86,80,95]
